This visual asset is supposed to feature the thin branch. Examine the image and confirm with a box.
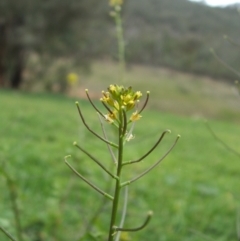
[101,101,120,126]
[124,121,136,144]
[210,48,240,78]
[75,102,118,148]
[101,101,114,115]
[139,91,150,114]
[73,142,118,180]
[122,130,171,166]
[78,169,114,240]
[122,108,128,137]
[114,5,126,82]
[97,113,117,164]
[115,186,128,241]
[7,179,23,241]
[113,211,153,232]
[121,135,180,187]
[65,157,113,201]
[0,226,17,241]
[224,35,240,49]
[85,89,105,118]
[237,207,240,241]
[235,81,240,95]
[1,166,23,241]
[205,121,240,158]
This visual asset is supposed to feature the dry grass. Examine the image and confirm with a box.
[70,60,240,122]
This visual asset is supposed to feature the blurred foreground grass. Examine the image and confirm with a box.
[0,68,240,240]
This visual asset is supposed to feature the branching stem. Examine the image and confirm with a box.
[97,113,117,164]
[107,108,124,241]
[0,226,17,241]
[65,158,113,201]
[122,130,170,166]
[121,135,180,187]
[76,102,118,148]
[0,166,23,241]
[113,211,153,232]
[73,143,118,179]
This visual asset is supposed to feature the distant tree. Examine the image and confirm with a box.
[0,0,107,89]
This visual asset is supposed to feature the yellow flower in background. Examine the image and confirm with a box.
[120,232,131,241]
[109,0,123,6]
[67,73,78,86]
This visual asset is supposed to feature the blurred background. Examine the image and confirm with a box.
[0,0,240,91]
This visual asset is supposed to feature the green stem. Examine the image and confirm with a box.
[210,48,240,78]
[113,211,153,232]
[65,158,114,201]
[7,179,23,241]
[122,130,170,166]
[115,7,125,83]
[121,135,180,187]
[0,225,17,241]
[115,186,128,241]
[73,143,119,179]
[0,166,23,241]
[107,109,124,241]
[75,102,118,148]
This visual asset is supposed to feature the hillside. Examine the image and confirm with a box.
[86,0,240,82]
[13,0,240,90]
[124,0,240,80]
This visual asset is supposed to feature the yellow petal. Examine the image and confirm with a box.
[130,111,142,122]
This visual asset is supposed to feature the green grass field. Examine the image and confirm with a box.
[1,63,240,241]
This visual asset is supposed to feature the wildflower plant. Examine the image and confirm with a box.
[64,1,180,240]
[65,84,180,240]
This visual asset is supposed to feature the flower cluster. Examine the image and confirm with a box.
[100,85,143,123]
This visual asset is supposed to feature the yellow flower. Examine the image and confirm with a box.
[109,0,123,6]
[104,85,142,110]
[101,91,115,107]
[125,100,135,111]
[130,111,142,122]
[100,85,143,123]
[133,91,142,100]
[121,94,132,105]
[67,73,78,86]
[109,84,117,93]
[105,110,118,123]
[104,114,114,123]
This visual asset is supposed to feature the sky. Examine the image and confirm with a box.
[190,0,240,6]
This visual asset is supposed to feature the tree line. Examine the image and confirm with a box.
[0,0,239,90]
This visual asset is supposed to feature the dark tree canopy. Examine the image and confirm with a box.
[0,0,108,89]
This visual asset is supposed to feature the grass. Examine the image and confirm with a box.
[73,60,240,122]
[0,65,240,241]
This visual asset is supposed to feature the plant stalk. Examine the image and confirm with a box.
[107,109,124,241]
[7,179,23,241]
[114,7,125,83]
